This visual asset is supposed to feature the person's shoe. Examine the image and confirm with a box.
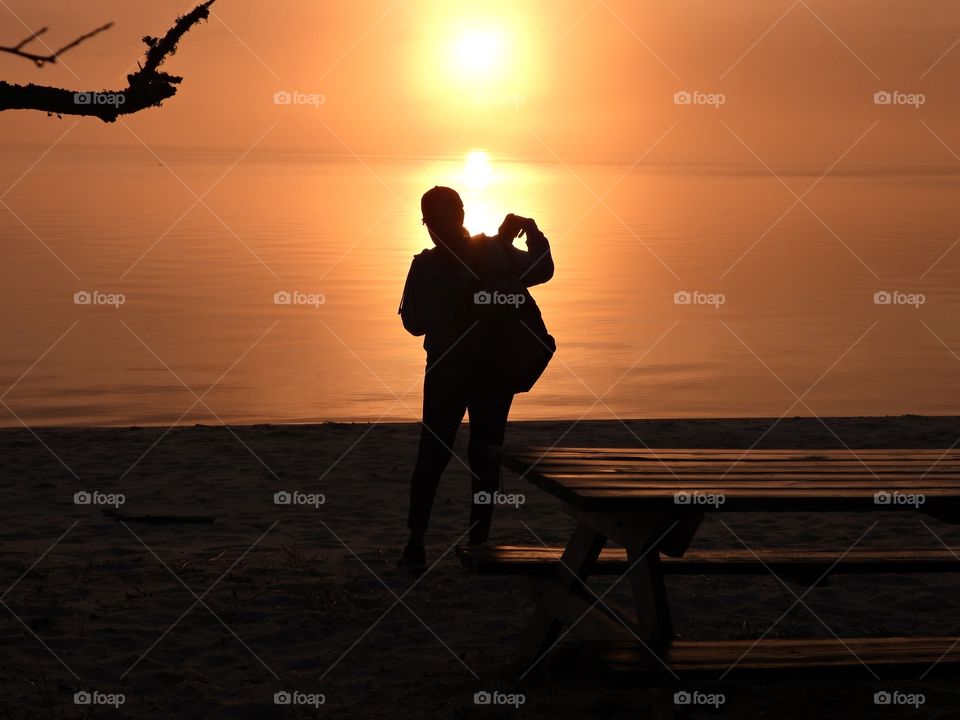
[396,542,426,573]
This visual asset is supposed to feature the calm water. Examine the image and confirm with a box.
[2,145,960,426]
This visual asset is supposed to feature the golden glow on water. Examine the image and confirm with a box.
[460,150,500,235]
[462,150,494,189]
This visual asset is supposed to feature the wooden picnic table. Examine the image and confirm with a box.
[473,446,960,687]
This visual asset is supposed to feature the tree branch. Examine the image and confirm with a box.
[0,0,216,122]
[0,21,114,66]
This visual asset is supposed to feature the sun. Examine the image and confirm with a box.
[450,28,508,85]
[455,30,503,79]
[412,7,540,107]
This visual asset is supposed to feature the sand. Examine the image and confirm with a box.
[2,416,960,719]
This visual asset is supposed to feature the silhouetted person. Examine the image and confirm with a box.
[397,186,554,570]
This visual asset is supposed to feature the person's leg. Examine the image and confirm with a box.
[402,352,467,565]
[466,390,514,545]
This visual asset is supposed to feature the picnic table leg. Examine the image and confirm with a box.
[658,511,703,557]
[563,507,678,653]
[626,543,673,652]
[649,687,676,720]
[513,521,606,673]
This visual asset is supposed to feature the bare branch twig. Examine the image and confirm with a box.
[0,0,216,121]
[0,22,114,67]
[14,28,49,51]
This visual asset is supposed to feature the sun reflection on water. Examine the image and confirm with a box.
[409,149,543,249]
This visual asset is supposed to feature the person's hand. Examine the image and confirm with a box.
[498,213,523,242]
[498,213,534,243]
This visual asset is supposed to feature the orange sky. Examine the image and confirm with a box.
[2,0,960,165]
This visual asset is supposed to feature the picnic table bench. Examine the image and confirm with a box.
[458,447,960,701]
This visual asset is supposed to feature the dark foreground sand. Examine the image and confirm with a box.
[2,417,960,719]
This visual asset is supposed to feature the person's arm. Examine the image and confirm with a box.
[399,255,428,336]
[506,218,554,287]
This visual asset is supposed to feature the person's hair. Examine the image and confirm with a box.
[420,186,462,227]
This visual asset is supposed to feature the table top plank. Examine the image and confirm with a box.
[513,447,960,457]
[533,468,960,477]
[496,446,960,512]
[550,473,960,490]
[524,460,960,470]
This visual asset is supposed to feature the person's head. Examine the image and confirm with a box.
[421,186,465,246]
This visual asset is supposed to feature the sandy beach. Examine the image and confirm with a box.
[2,416,960,719]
